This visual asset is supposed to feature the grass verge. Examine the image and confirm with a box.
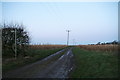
[70,47,118,78]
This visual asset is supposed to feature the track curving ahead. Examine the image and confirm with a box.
[3,47,74,78]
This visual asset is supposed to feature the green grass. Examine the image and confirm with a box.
[3,47,66,72]
[70,47,118,78]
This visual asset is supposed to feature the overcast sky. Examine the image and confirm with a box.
[2,2,118,45]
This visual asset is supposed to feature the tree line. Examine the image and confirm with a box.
[89,40,119,45]
[2,23,29,58]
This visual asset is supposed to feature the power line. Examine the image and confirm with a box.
[66,30,71,46]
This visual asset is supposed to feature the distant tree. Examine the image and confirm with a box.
[111,40,118,45]
[96,42,101,45]
[2,23,29,58]
[101,42,105,45]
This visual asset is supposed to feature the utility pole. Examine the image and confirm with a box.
[11,28,17,59]
[15,28,17,59]
[66,30,70,46]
